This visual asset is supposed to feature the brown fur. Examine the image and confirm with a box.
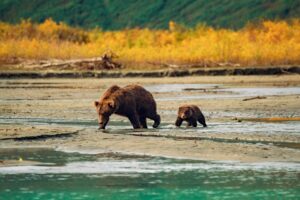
[94,84,160,129]
[175,105,207,128]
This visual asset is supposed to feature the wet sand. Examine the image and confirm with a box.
[0,75,300,163]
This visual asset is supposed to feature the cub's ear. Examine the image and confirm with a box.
[94,101,99,107]
[108,101,115,109]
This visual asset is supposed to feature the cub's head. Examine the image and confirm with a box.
[94,99,118,129]
[178,106,193,120]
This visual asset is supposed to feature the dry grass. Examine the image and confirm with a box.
[0,19,300,69]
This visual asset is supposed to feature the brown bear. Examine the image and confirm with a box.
[94,84,160,129]
[175,105,207,127]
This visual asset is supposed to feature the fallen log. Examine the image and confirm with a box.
[18,53,122,70]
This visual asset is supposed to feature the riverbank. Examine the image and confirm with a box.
[0,66,300,78]
[0,75,300,163]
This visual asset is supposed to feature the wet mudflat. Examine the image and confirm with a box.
[0,76,300,160]
[0,76,300,199]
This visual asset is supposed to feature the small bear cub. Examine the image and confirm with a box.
[175,105,207,128]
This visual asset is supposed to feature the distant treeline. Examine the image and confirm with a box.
[0,0,300,30]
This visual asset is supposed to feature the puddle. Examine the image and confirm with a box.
[193,121,300,135]
[145,84,219,93]
[221,87,300,97]
[149,84,300,101]
[0,148,299,200]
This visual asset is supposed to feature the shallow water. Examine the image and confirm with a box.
[153,84,300,101]
[145,83,219,93]
[1,116,300,136]
[1,148,300,200]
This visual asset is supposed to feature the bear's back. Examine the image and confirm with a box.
[121,85,156,110]
[122,85,153,99]
[179,105,202,116]
[100,85,121,101]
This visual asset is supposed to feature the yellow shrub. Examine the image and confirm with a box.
[0,19,300,68]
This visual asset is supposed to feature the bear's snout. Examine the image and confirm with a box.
[98,120,109,129]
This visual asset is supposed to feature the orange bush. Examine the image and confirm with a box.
[0,18,299,68]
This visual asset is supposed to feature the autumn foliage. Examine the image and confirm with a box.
[0,18,300,68]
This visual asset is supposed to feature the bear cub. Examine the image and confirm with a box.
[175,105,207,128]
[94,84,160,129]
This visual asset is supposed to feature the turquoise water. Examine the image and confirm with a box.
[1,148,300,200]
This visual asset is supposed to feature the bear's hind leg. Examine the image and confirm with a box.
[139,116,148,129]
[198,113,207,127]
[147,112,160,128]
[152,114,160,128]
[188,119,197,127]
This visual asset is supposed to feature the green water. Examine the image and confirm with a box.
[0,148,300,200]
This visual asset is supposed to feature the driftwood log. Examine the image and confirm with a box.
[242,96,267,101]
[17,53,122,70]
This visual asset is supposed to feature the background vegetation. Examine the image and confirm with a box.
[0,19,300,68]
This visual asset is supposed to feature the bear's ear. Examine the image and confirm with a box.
[94,101,99,107]
[108,101,115,109]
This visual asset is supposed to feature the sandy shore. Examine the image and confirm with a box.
[0,75,300,163]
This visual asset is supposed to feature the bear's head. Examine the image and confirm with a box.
[179,106,193,119]
[94,98,118,129]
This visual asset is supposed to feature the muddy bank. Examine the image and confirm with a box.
[2,129,300,163]
[0,66,300,78]
[0,76,300,162]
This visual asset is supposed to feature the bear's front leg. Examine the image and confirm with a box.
[190,118,197,127]
[128,112,142,129]
[175,117,183,127]
[186,118,197,127]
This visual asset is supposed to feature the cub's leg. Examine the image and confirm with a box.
[198,113,207,127]
[188,118,197,127]
[175,117,183,127]
[187,121,191,127]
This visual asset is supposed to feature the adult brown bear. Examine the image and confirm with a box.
[175,105,207,127]
[94,85,160,129]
